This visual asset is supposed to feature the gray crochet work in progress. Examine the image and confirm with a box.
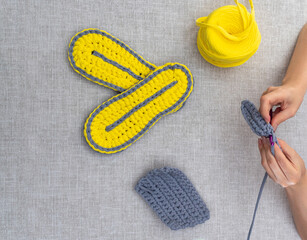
[241,100,274,137]
[135,167,210,230]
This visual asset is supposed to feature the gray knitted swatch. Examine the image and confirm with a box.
[135,167,210,230]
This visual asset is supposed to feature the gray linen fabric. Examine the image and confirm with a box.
[1,0,306,239]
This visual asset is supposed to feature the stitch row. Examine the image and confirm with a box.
[85,63,193,153]
[135,167,210,230]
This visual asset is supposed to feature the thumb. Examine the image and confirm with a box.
[259,91,283,123]
[271,108,295,130]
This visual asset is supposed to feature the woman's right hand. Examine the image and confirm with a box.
[258,137,306,188]
[259,83,305,130]
[260,24,307,130]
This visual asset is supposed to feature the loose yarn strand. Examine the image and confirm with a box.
[247,172,268,240]
[196,0,261,67]
[247,132,281,239]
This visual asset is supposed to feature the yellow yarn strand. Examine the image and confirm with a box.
[196,0,261,68]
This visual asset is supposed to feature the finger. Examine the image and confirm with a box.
[261,137,279,180]
[274,143,297,185]
[262,86,278,96]
[271,107,282,130]
[258,138,278,182]
[262,138,289,187]
[271,108,296,130]
[259,91,283,123]
[277,138,298,165]
[272,107,281,118]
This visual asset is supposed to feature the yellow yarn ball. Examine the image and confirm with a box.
[196,0,261,68]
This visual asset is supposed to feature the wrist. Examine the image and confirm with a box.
[283,73,307,86]
[282,79,307,98]
[286,169,307,193]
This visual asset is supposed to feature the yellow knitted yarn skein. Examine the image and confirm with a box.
[196,0,261,68]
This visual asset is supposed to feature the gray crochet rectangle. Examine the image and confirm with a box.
[135,167,210,230]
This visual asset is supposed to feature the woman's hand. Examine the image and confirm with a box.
[259,84,305,131]
[259,24,307,131]
[258,137,307,239]
[258,137,306,188]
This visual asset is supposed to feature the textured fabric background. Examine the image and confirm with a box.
[1,0,306,239]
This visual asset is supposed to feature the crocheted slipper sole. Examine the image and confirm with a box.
[84,63,193,154]
[68,28,156,92]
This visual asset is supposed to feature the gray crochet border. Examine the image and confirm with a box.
[68,29,156,92]
[92,50,144,81]
[85,64,193,153]
[105,80,178,132]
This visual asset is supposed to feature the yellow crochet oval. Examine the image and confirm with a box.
[84,63,193,154]
[196,0,261,68]
[68,29,156,91]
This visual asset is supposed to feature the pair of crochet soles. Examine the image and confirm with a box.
[68,29,193,154]
[135,167,210,230]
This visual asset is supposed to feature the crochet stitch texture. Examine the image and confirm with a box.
[241,100,274,137]
[135,167,210,230]
[68,28,157,92]
[84,63,193,154]
[68,29,194,154]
